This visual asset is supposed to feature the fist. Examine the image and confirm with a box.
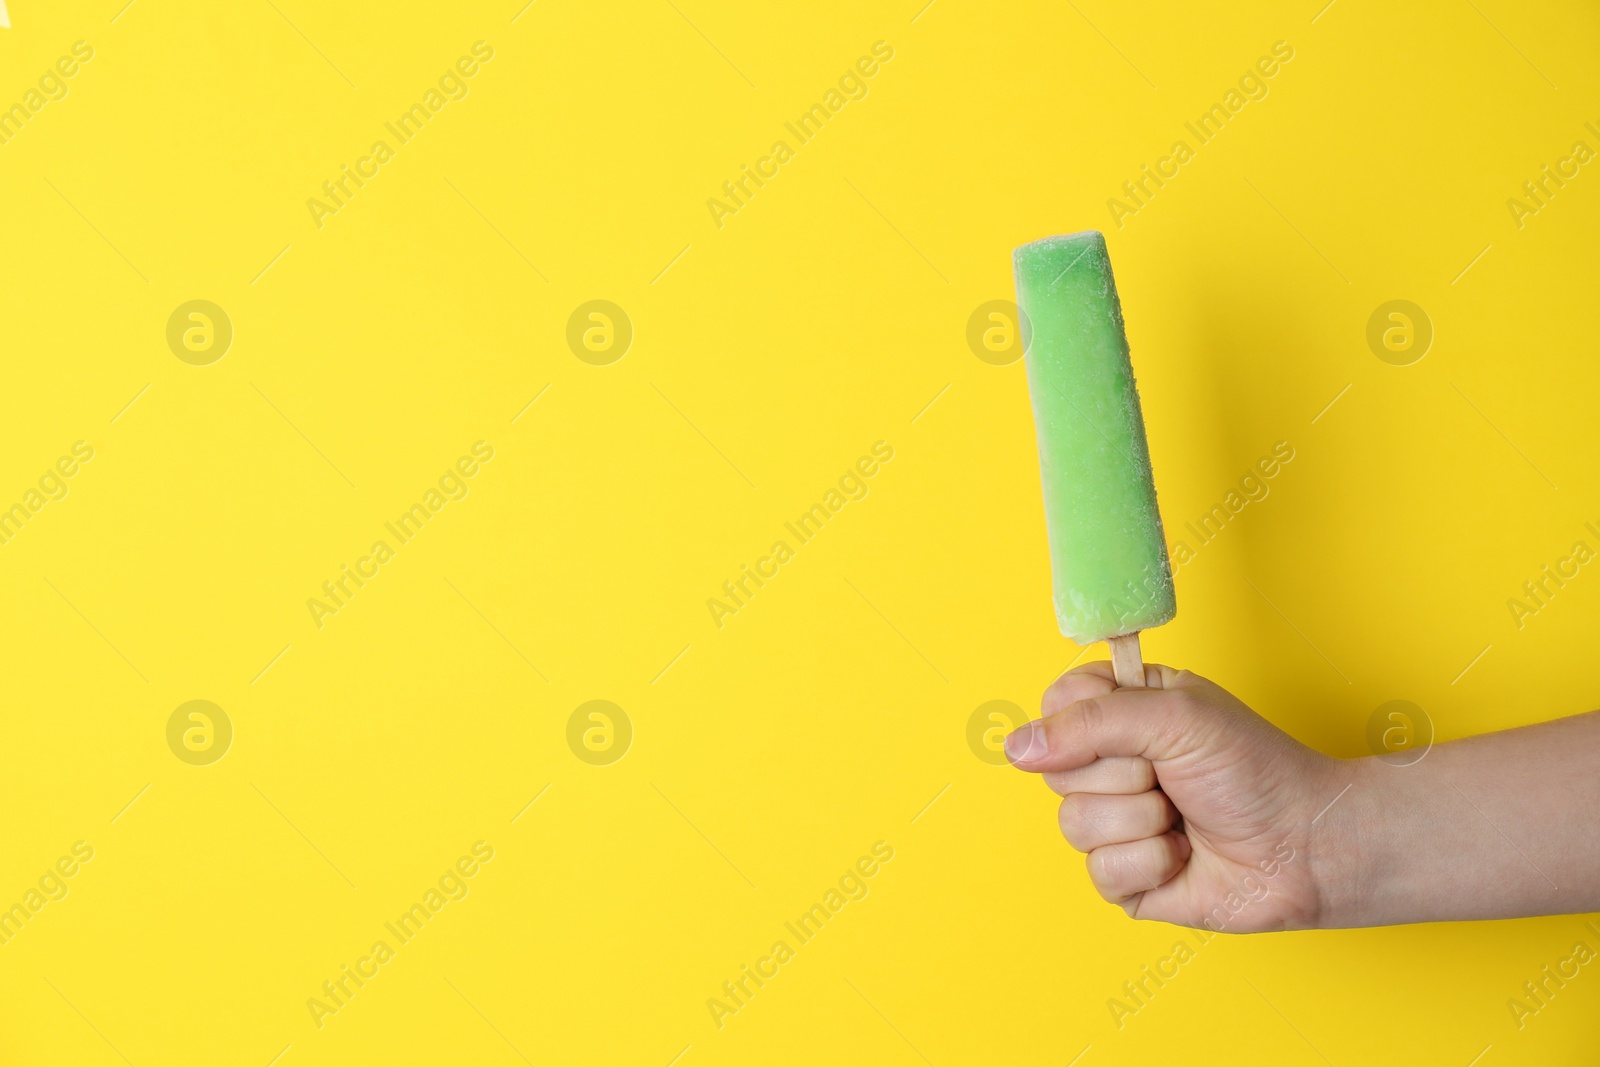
[1007,662,1345,932]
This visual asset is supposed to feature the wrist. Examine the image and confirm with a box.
[1304,755,1384,929]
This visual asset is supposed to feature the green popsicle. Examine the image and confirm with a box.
[1013,230,1175,679]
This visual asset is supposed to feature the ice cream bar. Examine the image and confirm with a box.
[1013,231,1174,682]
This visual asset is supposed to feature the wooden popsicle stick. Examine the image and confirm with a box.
[1107,632,1144,688]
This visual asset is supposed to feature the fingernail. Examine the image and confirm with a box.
[1005,720,1047,763]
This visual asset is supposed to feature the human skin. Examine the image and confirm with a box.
[1005,661,1600,930]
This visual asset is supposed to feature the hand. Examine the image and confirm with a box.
[1006,662,1348,932]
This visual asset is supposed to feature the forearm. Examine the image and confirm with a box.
[1313,709,1600,927]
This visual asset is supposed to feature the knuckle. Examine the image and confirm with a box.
[1057,796,1092,843]
[1085,848,1108,884]
[1086,846,1124,889]
[1139,792,1172,833]
[1071,696,1104,747]
[1167,687,1201,715]
[1128,758,1157,792]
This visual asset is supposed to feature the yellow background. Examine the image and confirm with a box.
[2,0,1598,1063]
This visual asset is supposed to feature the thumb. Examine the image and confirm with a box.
[1006,685,1203,773]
